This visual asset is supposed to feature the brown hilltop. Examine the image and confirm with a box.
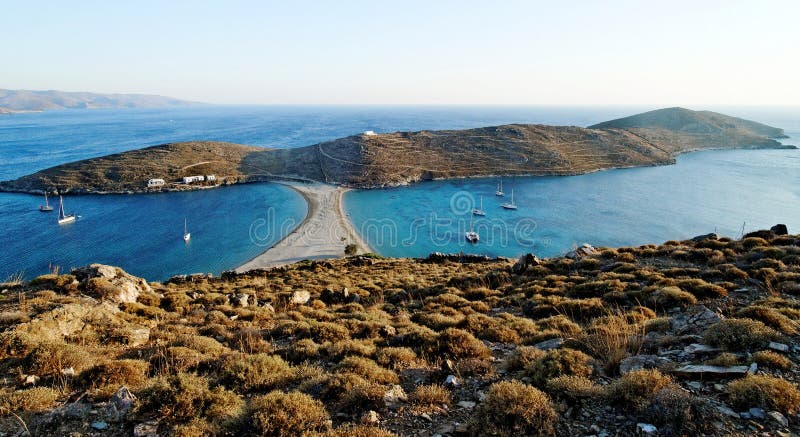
[0,107,792,194]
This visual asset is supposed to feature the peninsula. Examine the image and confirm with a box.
[0,88,201,113]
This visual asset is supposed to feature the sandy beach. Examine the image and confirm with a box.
[235,181,371,272]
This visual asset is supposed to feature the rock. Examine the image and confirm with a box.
[683,343,721,355]
[134,420,159,437]
[72,264,151,303]
[419,412,432,422]
[534,337,563,351]
[636,423,657,435]
[566,243,598,259]
[671,305,722,335]
[290,290,310,305]
[767,411,788,427]
[768,341,789,352]
[111,386,137,414]
[590,424,601,433]
[713,403,739,418]
[770,224,789,235]
[426,252,491,263]
[379,325,397,337]
[61,367,75,377]
[321,287,358,304]
[686,381,703,390]
[749,407,766,419]
[619,355,674,374]
[383,385,407,409]
[444,375,460,388]
[672,364,749,377]
[263,303,275,312]
[234,293,250,307]
[748,362,758,374]
[360,410,380,425]
[512,253,540,273]
[91,421,108,430]
[457,401,476,409]
[691,233,718,242]
[125,327,151,347]
[22,374,39,386]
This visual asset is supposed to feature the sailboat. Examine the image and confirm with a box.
[495,178,505,197]
[39,192,54,212]
[57,196,75,224]
[465,214,480,243]
[501,189,518,210]
[472,195,486,216]
[183,218,191,241]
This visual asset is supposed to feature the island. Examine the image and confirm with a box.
[0,88,200,113]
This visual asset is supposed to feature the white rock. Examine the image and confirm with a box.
[444,374,459,387]
[457,401,476,409]
[360,410,380,425]
[768,341,789,352]
[767,410,788,427]
[291,290,311,305]
[636,423,657,435]
[134,420,159,437]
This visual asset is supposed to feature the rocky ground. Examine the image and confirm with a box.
[0,227,799,436]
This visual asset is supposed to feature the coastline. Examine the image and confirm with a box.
[234,181,372,272]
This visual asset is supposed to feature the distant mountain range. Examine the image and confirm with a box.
[0,107,793,195]
[0,88,201,113]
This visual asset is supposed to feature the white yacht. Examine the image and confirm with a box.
[501,189,518,210]
[472,196,486,216]
[465,215,480,243]
[183,217,191,241]
[39,192,54,212]
[495,178,505,197]
[57,196,76,224]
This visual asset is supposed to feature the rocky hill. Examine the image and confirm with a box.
[0,228,798,435]
[0,88,200,113]
[0,107,793,194]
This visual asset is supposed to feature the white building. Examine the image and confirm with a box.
[182,175,205,184]
[363,130,377,136]
[206,175,217,182]
[147,178,165,187]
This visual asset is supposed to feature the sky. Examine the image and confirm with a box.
[1,0,799,105]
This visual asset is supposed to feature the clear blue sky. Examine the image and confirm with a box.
[1,0,798,105]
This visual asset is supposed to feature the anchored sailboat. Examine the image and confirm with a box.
[501,189,518,210]
[183,218,191,241]
[39,192,54,212]
[57,196,75,224]
[472,195,486,216]
[465,214,480,243]
[495,178,505,197]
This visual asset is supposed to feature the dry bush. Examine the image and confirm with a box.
[218,353,296,391]
[284,338,321,363]
[605,369,675,409]
[704,352,741,367]
[231,328,273,354]
[675,279,727,298]
[25,341,94,377]
[0,311,30,326]
[727,375,800,415]
[139,372,243,424]
[409,384,451,407]
[375,347,418,370]
[735,305,798,335]
[434,328,491,359]
[703,318,780,351]
[643,385,717,436]
[323,424,398,437]
[244,391,330,436]
[324,339,377,359]
[0,387,60,414]
[752,350,794,370]
[173,334,228,356]
[505,346,546,372]
[172,418,216,437]
[81,359,149,393]
[469,380,557,437]
[578,314,643,375]
[335,356,398,385]
[526,348,593,387]
[544,375,602,402]
[644,286,697,309]
[150,346,205,375]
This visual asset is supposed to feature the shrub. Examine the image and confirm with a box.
[375,347,418,370]
[150,346,205,375]
[324,424,398,437]
[643,386,717,436]
[81,359,149,392]
[505,346,546,372]
[645,286,697,309]
[335,356,398,385]
[605,369,674,409]
[140,373,243,423]
[579,314,643,374]
[735,306,798,335]
[435,328,491,359]
[325,339,377,359]
[703,318,779,351]
[469,380,557,436]
[675,279,727,298]
[409,384,451,407]
[727,375,800,415]
[344,244,359,256]
[218,353,295,391]
[25,341,93,377]
[544,376,602,402]
[704,352,741,367]
[752,350,794,370]
[0,387,60,414]
[526,348,593,387]
[245,391,330,436]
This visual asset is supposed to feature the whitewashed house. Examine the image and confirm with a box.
[363,130,377,136]
[206,175,217,182]
[147,178,165,187]
[182,175,205,184]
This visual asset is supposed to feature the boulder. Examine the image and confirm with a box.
[360,410,380,425]
[670,305,722,335]
[619,355,675,374]
[566,243,598,259]
[234,294,251,308]
[512,253,540,273]
[768,341,789,352]
[383,384,407,409]
[770,224,788,235]
[691,233,718,242]
[321,287,358,304]
[290,290,311,305]
[72,264,150,303]
[533,337,563,351]
[134,421,159,437]
[767,410,788,427]
[672,364,749,377]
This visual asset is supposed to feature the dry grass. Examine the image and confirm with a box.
[703,318,780,351]
[469,380,557,436]
[727,375,800,415]
[605,369,675,409]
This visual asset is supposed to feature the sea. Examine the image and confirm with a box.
[0,105,798,281]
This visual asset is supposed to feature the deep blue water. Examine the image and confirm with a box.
[0,105,798,280]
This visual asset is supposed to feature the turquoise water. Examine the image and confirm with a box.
[345,148,800,258]
[0,105,798,279]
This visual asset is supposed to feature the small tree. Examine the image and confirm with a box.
[344,244,358,256]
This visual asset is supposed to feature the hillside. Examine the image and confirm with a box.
[0,107,793,194]
[0,229,798,435]
[0,88,201,113]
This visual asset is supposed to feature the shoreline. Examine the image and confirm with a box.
[234,181,372,272]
